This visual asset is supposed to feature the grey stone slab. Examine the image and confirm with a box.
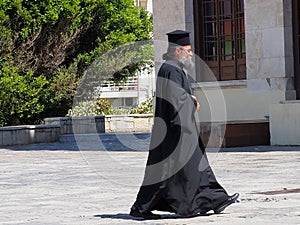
[0,134,300,224]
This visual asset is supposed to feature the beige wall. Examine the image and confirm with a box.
[153,0,186,42]
[270,101,300,145]
[193,82,287,122]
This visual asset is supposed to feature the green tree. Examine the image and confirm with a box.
[0,0,152,126]
[0,63,48,126]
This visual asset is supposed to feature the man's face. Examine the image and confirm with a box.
[178,45,194,70]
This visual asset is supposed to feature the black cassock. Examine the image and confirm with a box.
[131,59,229,216]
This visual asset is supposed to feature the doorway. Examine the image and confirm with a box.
[293,0,300,99]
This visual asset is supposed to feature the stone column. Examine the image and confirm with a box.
[245,0,295,100]
[153,0,194,69]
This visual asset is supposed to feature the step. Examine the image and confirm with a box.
[199,119,270,148]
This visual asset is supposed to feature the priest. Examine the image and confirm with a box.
[130,30,239,219]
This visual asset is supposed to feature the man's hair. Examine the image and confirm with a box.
[162,46,177,60]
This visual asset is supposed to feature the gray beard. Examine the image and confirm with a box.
[179,56,194,70]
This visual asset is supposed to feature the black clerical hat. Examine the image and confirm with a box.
[167,30,191,46]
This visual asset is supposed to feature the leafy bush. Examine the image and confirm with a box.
[66,97,154,117]
[0,0,153,126]
[0,63,48,126]
[130,97,153,114]
[66,98,112,117]
[110,107,130,115]
[95,99,112,115]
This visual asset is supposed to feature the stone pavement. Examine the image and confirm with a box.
[1,133,300,225]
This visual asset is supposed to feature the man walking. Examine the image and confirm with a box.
[130,30,239,219]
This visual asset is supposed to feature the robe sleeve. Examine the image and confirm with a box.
[166,70,196,134]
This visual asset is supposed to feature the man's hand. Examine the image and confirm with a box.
[191,95,200,112]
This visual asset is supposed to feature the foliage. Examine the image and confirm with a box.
[110,107,130,115]
[66,98,112,117]
[0,63,48,126]
[0,0,153,126]
[130,97,153,114]
[42,65,79,118]
[66,97,154,117]
[95,99,112,115]
[110,41,154,83]
[74,41,154,103]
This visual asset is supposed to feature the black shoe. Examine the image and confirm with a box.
[214,193,239,214]
[130,207,161,220]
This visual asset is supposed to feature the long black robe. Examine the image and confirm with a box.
[131,59,229,216]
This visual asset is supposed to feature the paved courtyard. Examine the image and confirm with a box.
[1,133,300,225]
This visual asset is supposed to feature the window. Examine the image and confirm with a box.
[135,0,148,10]
[194,0,246,81]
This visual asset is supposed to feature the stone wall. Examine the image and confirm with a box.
[245,0,295,99]
[153,0,195,78]
[45,115,153,133]
[105,114,153,133]
[44,116,105,134]
[192,80,287,122]
[0,115,152,146]
[0,125,60,146]
[270,100,300,145]
[0,115,273,147]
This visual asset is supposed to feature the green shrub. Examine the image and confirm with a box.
[66,97,154,117]
[66,98,112,117]
[110,107,130,115]
[0,0,153,126]
[0,63,48,126]
[95,98,112,115]
[130,97,153,114]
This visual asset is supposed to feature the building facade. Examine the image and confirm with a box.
[152,0,300,145]
[135,0,153,12]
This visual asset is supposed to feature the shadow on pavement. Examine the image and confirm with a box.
[2,132,300,152]
[94,212,211,221]
[3,133,151,151]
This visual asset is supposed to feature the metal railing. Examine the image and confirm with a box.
[95,76,139,93]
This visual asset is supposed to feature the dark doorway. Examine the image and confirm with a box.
[293,0,300,99]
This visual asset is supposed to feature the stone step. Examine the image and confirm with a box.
[199,119,270,148]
